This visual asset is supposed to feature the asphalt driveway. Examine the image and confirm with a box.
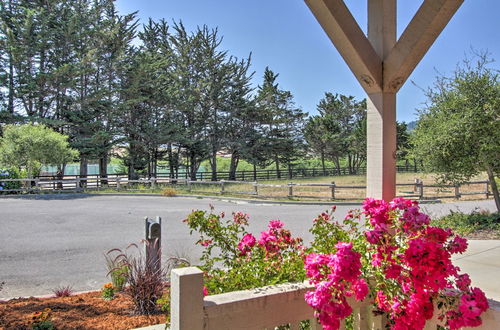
[0,194,497,299]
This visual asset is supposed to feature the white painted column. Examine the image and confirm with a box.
[366,0,397,201]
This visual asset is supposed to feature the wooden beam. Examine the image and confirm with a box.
[383,0,464,92]
[305,0,382,93]
[366,0,397,201]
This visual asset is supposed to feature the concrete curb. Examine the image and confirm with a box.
[0,289,99,302]
[132,325,167,330]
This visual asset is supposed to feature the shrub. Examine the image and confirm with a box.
[31,308,54,330]
[101,282,116,300]
[161,187,177,197]
[304,198,489,330]
[52,285,73,297]
[111,241,168,315]
[186,200,490,330]
[184,207,305,294]
[0,168,21,193]
[432,210,500,236]
[105,251,129,291]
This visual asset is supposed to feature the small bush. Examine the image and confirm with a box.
[105,251,129,291]
[161,187,177,197]
[101,282,116,300]
[31,308,54,330]
[52,285,73,297]
[111,241,168,315]
[432,210,500,236]
[0,168,21,193]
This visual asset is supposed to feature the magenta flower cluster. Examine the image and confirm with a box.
[237,219,302,257]
[304,197,489,330]
[304,242,369,329]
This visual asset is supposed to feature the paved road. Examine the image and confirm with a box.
[0,194,497,299]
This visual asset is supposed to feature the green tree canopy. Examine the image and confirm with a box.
[411,54,500,211]
[305,93,366,175]
[0,124,78,177]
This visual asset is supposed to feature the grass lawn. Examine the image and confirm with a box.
[89,172,491,203]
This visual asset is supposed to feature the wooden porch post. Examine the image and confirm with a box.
[305,0,463,201]
[366,0,397,200]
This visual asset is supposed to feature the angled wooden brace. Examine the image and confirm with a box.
[383,0,464,92]
[305,0,383,94]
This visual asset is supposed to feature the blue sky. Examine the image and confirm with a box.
[115,0,499,123]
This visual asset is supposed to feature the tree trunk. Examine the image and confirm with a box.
[321,151,326,176]
[8,53,14,114]
[56,164,66,190]
[275,156,281,179]
[210,151,217,181]
[229,152,239,181]
[334,157,341,175]
[168,144,175,180]
[287,162,293,179]
[79,157,88,188]
[99,155,108,186]
[253,163,257,181]
[486,166,500,213]
[189,152,198,181]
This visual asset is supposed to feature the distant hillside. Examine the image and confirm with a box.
[407,120,417,131]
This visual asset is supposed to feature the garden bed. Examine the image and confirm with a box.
[0,291,165,330]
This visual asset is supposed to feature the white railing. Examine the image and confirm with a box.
[170,267,386,330]
[170,267,500,330]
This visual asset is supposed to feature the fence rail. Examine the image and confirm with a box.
[37,165,423,182]
[0,176,492,201]
[170,267,500,330]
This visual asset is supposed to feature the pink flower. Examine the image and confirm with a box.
[455,274,471,291]
[237,233,256,256]
[268,219,284,229]
[351,278,368,301]
[203,286,208,296]
[390,197,415,210]
[448,235,468,254]
[199,239,212,247]
[232,211,249,225]
[365,228,383,244]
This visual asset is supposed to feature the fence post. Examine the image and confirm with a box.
[187,180,192,192]
[331,181,336,200]
[454,184,461,199]
[252,181,259,196]
[116,177,121,190]
[151,178,156,190]
[288,182,293,198]
[220,180,225,194]
[34,178,40,193]
[171,267,204,330]
[76,178,82,192]
[418,180,424,199]
[485,181,490,199]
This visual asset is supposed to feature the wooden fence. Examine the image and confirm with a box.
[37,164,422,182]
[0,177,492,201]
[170,267,500,330]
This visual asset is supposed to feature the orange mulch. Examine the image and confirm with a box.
[0,291,165,330]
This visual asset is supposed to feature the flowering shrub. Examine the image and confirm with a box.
[304,197,489,330]
[101,282,116,300]
[32,308,54,330]
[0,168,21,193]
[184,207,306,294]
